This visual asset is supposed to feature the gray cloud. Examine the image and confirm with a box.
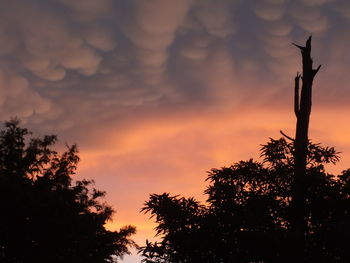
[0,0,349,136]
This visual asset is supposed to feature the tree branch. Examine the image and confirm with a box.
[294,72,301,117]
[313,64,321,77]
[280,130,295,141]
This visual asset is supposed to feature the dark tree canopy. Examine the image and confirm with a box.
[0,119,136,263]
[140,138,350,263]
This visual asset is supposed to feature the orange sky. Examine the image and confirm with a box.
[2,0,350,262]
[77,104,350,262]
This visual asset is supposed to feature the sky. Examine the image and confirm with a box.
[2,0,350,262]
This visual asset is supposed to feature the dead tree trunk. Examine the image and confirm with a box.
[291,36,321,262]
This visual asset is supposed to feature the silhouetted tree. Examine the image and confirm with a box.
[0,119,136,263]
[141,138,350,263]
[140,38,350,262]
[291,36,321,262]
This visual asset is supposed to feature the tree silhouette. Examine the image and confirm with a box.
[0,119,136,263]
[140,38,350,262]
[290,36,321,262]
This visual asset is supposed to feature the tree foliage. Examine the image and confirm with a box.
[0,119,136,263]
[140,137,350,263]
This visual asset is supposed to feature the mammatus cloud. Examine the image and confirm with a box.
[0,0,349,129]
[253,0,286,21]
[192,0,238,37]
[0,68,51,120]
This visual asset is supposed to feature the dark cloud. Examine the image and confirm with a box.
[0,0,349,135]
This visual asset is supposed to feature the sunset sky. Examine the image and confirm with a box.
[2,0,350,261]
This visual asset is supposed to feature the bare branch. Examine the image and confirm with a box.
[292,43,305,51]
[280,130,295,141]
[313,64,321,76]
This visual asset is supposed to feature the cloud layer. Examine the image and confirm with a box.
[0,0,349,131]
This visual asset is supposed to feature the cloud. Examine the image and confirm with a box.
[253,0,286,21]
[301,0,332,6]
[132,0,192,34]
[120,0,192,87]
[57,0,115,22]
[83,24,117,52]
[193,0,238,37]
[264,20,292,36]
[290,2,330,33]
[0,0,348,134]
[333,0,350,19]
[0,68,51,120]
